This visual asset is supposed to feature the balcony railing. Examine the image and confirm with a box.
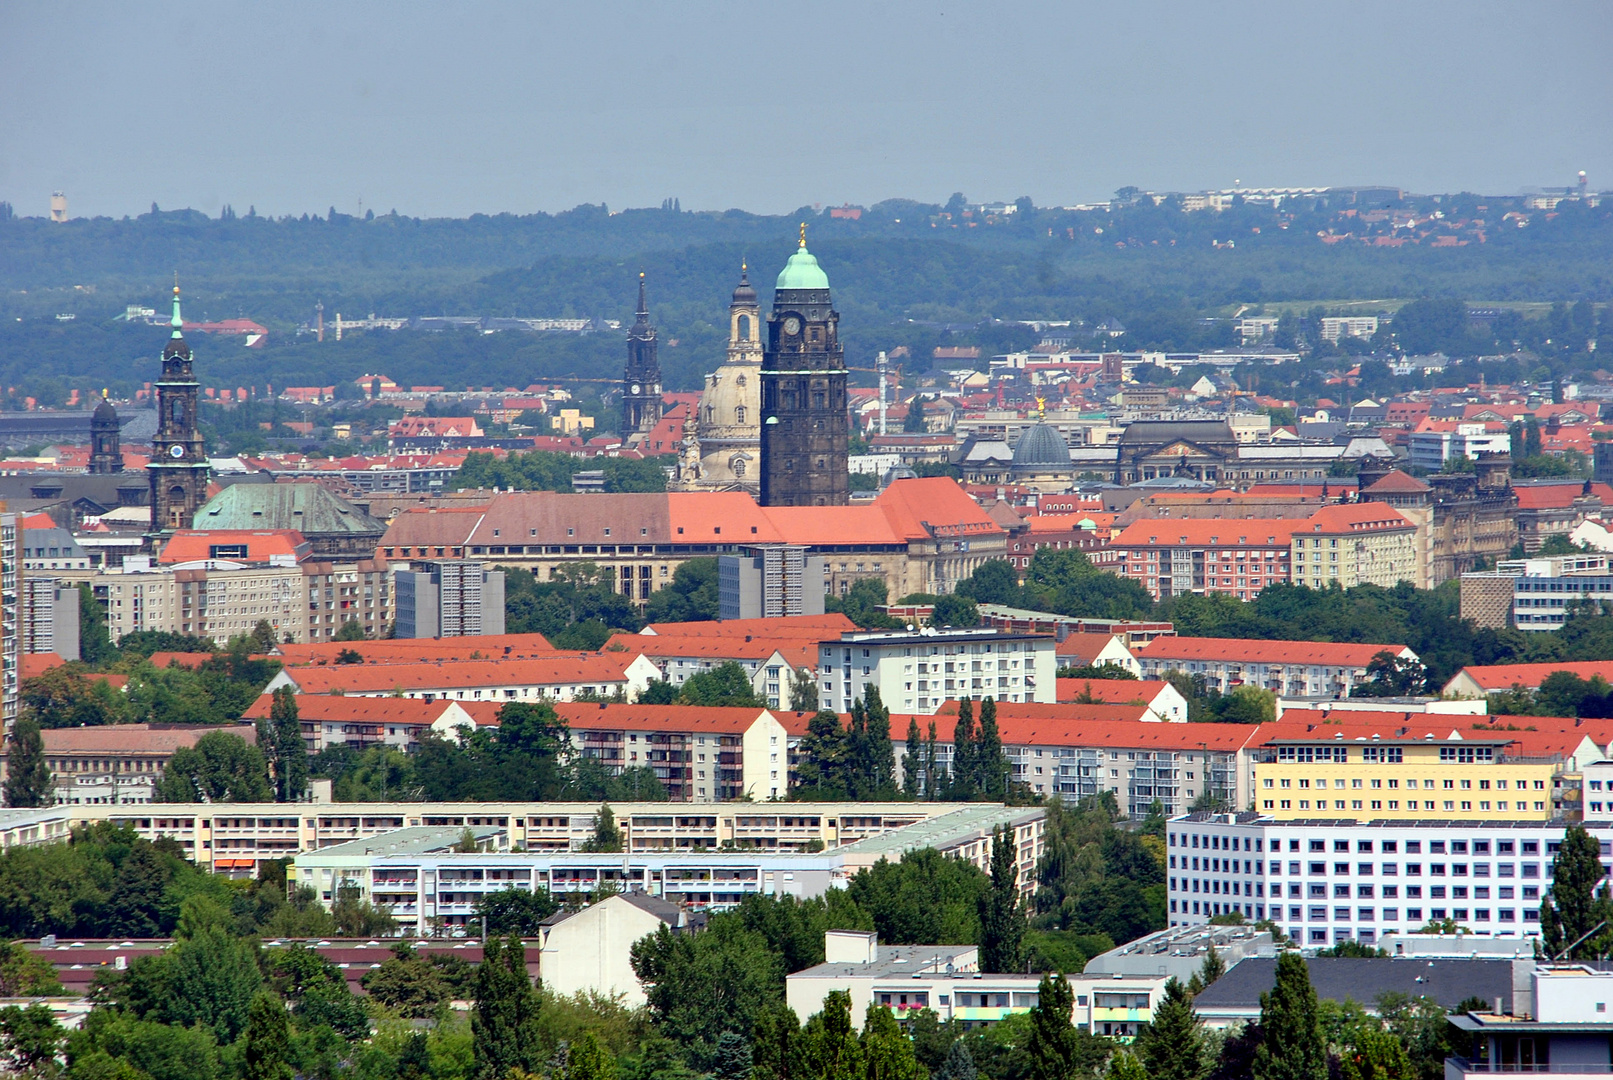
[1448,1059,1612,1074]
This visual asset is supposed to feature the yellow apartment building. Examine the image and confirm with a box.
[1253,735,1560,821]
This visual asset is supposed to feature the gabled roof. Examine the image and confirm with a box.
[1055,679,1174,705]
[1053,633,1127,662]
[41,723,254,753]
[641,614,857,638]
[242,694,466,725]
[606,632,808,669]
[1137,637,1408,666]
[1361,470,1431,495]
[551,701,773,735]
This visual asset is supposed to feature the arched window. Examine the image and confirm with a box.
[732,457,747,478]
[734,406,746,425]
[737,314,750,340]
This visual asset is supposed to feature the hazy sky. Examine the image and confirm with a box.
[2,0,1609,220]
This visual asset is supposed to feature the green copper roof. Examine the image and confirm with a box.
[170,284,184,337]
[196,482,385,536]
[775,245,830,290]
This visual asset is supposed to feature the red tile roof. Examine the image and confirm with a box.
[1137,637,1407,666]
[1511,482,1613,510]
[279,654,647,695]
[20,654,65,680]
[273,634,555,666]
[1055,679,1174,705]
[1296,504,1415,534]
[1053,633,1127,662]
[42,723,255,753]
[642,615,857,638]
[552,702,773,735]
[159,529,310,564]
[1451,660,1613,692]
[242,694,465,725]
[1361,470,1431,495]
[1111,519,1298,548]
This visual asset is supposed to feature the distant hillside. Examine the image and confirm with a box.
[0,192,1608,400]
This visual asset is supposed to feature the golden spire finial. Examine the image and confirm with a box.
[799,222,807,248]
[1035,394,1046,419]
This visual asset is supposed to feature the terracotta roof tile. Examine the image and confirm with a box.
[1138,637,1407,666]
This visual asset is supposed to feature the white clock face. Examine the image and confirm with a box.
[783,317,802,336]
[631,384,641,395]
[169,444,185,459]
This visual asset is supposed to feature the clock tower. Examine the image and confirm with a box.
[621,273,662,440]
[147,283,211,538]
[759,227,848,507]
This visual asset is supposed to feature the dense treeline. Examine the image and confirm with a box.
[2,192,1609,401]
[456,452,672,495]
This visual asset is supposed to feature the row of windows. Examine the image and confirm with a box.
[1264,798,1546,812]
[1172,855,1548,878]
[1173,899,1538,926]
[1264,777,1539,790]
[1171,832,1551,855]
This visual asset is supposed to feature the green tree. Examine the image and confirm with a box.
[1540,825,1613,959]
[1026,972,1078,1080]
[266,943,368,1039]
[0,1003,62,1075]
[155,732,272,803]
[240,992,293,1080]
[632,916,783,1064]
[788,668,819,713]
[1339,1026,1413,1080]
[331,882,397,937]
[846,688,896,799]
[362,942,446,1017]
[471,935,542,1080]
[933,1040,976,1080]
[265,687,307,803]
[644,557,720,623]
[930,595,980,628]
[678,662,765,708]
[564,1031,616,1080]
[801,992,861,1080]
[1135,978,1206,1080]
[165,925,264,1043]
[78,583,115,666]
[752,1003,805,1080]
[979,826,1024,974]
[949,699,976,801]
[901,719,923,798]
[860,1004,923,1080]
[1109,1050,1148,1080]
[974,698,1007,801]
[1196,946,1225,988]
[848,848,988,946]
[582,804,624,853]
[713,1030,754,1080]
[472,886,560,936]
[3,718,53,808]
[1251,952,1325,1080]
[333,619,367,642]
[795,711,851,799]
[955,560,1022,607]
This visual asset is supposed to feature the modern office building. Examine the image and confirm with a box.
[718,546,825,620]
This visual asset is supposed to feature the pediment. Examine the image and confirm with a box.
[1148,442,1217,459]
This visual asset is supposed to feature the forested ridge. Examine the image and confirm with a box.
[1,193,1609,400]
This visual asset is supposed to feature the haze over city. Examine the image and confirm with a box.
[2,0,1610,219]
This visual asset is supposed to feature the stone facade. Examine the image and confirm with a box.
[147,287,211,538]
[760,236,848,507]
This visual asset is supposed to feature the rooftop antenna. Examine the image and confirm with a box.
[1554,920,1607,962]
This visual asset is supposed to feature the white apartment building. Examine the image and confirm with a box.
[1408,424,1512,473]
[1320,316,1380,342]
[1167,813,1605,949]
[1135,637,1417,698]
[818,628,1058,715]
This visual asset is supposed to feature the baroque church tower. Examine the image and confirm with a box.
[620,273,662,440]
[673,264,765,492]
[147,283,210,537]
[88,391,121,474]
[759,227,848,507]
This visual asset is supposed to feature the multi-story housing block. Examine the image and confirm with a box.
[1099,519,1296,602]
[817,628,1058,715]
[1251,729,1561,822]
[1461,554,1613,632]
[1135,637,1416,697]
[1289,504,1418,589]
[1167,812,1608,948]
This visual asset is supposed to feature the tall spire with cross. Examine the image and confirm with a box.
[148,276,210,541]
[621,272,662,440]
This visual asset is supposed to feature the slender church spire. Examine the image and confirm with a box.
[636,271,648,322]
[170,275,184,337]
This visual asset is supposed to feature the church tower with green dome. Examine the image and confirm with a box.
[759,226,848,507]
[147,282,210,540]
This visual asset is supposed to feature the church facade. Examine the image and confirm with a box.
[671,266,764,493]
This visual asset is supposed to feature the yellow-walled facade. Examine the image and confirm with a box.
[1254,740,1559,821]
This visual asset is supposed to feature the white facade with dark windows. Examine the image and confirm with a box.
[1167,813,1613,948]
[817,628,1058,715]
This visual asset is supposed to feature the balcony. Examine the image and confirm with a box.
[1446,1060,1611,1077]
